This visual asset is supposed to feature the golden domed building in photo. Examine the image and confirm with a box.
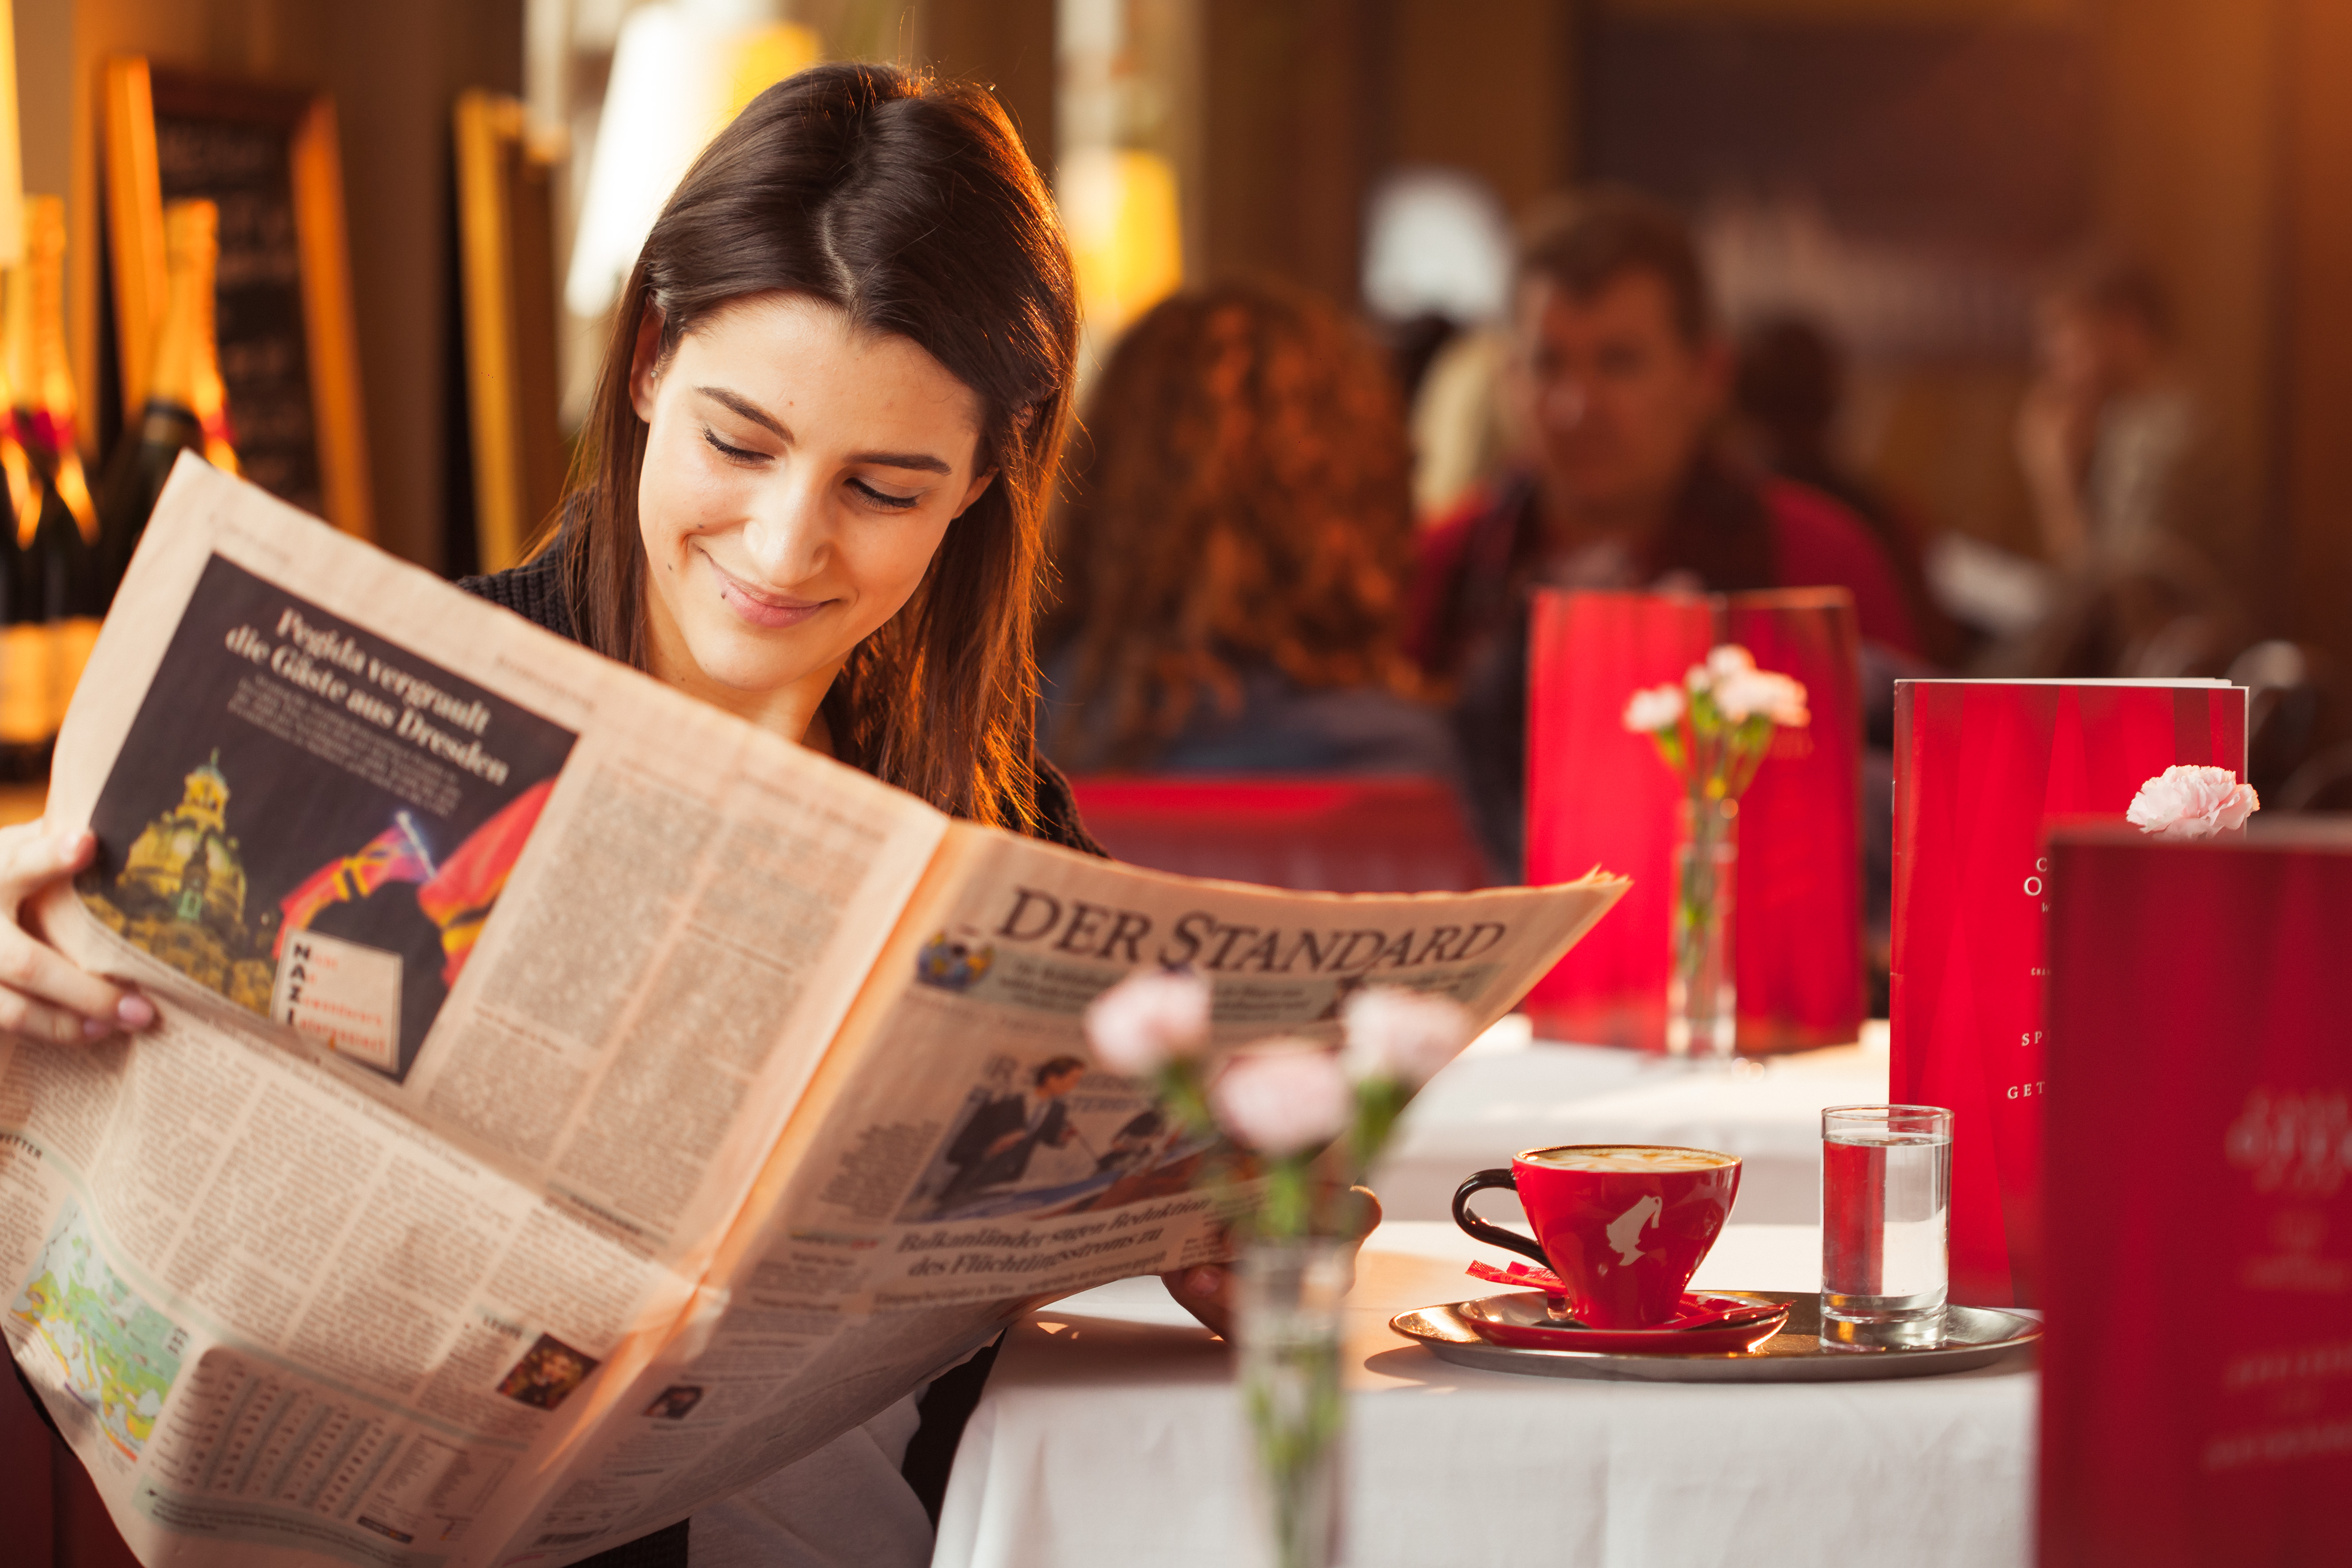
[79,752,276,1012]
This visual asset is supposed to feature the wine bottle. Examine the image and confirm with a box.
[9,195,107,729]
[96,198,238,593]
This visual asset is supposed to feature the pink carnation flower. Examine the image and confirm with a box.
[2126,764,2260,840]
[1341,987,1474,1088]
[1622,683,1685,733]
[1209,1042,1353,1157]
[1705,644,1757,682]
[1714,667,1809,727]
[1083,968,1212,1076]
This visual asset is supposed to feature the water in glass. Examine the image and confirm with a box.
[1820,1105,1952,1349]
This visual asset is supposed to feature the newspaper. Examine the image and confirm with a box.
[0,458,1628,1567]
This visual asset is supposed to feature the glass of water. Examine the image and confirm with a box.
[1820,1104,1953,1349]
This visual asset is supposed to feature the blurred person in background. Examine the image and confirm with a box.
[2011,254,2255,674]
[1732,313,1956,996]
[1411,324,1520,523]
[1404,187,1918,874]
[1041,281,1461,785]
[1733,313,1964,669]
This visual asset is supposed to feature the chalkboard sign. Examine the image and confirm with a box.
[101,59,372,540]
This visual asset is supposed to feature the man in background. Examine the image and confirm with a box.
[1404,187,1918,874]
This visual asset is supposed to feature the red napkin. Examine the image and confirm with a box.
[1467,1259,1567,1293]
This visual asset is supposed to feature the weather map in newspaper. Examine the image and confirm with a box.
[7,1200,187,1458]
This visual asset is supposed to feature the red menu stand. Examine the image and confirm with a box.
[1524,588,1862,1053]
[2041,824,2352,1567]
[1890,680,2245,1307]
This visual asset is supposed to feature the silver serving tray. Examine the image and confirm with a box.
[1390,1291,2040,1383]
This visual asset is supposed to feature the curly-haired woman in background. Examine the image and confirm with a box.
[1041,281,1461,783]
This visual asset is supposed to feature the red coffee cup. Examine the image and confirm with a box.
[1452,1144,1742,1329]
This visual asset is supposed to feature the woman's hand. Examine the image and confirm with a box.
[1160,1186,1385,1341]
[0,823,154,1045]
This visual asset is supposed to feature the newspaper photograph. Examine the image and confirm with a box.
[76,552,578,1081]
[2,458,1631,1568]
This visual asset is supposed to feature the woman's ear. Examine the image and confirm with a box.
[628,307,667,423]
[954,468,998,519]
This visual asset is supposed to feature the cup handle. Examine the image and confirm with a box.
[1451,1168,1551,1270]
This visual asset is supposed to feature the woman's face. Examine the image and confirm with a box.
[632,292,993,729]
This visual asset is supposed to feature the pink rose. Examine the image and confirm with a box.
[1622,683,1685,733]
[2126,764,2260,840]
[1341,987,1474,1088]
[1083,968,1212,1076]
[1209,1041,1353,1157]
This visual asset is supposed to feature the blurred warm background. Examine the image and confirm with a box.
[16,2,2343,660]
[12,0,2352,764]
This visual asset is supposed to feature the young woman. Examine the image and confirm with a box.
[0,65,1308,1568]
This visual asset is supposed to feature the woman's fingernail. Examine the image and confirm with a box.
[82,1017,113,1041]
[56,832,83,859]
[1188,1268,1222,1297]
[117,996,156,1028]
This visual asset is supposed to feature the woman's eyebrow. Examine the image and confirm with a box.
[695,385,788,438]
[848,449,953,475]
[693,384,953,474]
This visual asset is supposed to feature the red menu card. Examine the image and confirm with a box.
[2041,824,2352,1567]
[1890,680,2244,1307]
[1524,588,1862,1052]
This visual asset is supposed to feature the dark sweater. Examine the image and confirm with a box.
[455,549,1099,1563]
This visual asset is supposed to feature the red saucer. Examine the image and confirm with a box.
[1457,1291,1791,1355]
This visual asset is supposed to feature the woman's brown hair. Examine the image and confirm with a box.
[556,64,1077,828]
[1044,280,1416,771]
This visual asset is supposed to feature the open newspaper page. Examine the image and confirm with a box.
[4,460,953,1567]
[503,826,1627,1554]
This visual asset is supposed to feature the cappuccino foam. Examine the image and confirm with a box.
[1523,1146,1736,1174]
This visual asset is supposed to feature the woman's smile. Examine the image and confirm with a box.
[701,547,830,630]
[632,292,993,733]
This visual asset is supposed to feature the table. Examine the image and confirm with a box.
[932,1221,2033,1568]
[1370,1024,1891,1225]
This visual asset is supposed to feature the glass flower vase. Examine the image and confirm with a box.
[1666,795,1737,1060]
[1236,1238,1349,1568]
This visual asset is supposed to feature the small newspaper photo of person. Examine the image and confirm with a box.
[76,553,577,1081]
[495,1334,600,1412]
[643,1385,705,1421]
[901,1053,1215,1222]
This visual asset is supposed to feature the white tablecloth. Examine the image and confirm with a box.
[1370,1027,1892,1225]
[932,1220,2032,1568]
